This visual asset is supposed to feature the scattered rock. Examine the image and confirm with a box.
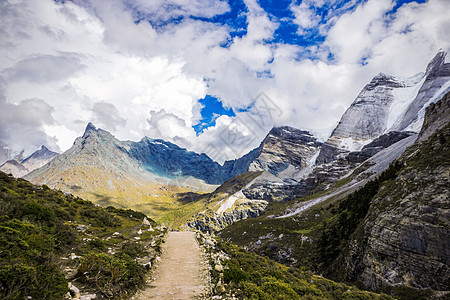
[214,263,223,272]
[205,239,215,247]
[69,283,81,299]
[215,279,226,294]
[69,253,81,260]
[142,217,151,226]
[76,225,88,232]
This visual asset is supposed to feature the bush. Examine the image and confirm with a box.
[224,264,250,284]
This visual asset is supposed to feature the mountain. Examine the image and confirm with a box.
[219,91,450,299]
[23,51,450,230]
[222,126,322,179]
[126,137,224,185]
[0,145,58,178]
[0,141,24,166]
[341,91,450,292]
[394,51,450,132]
[318,51,450,165]
[21,145,59,170]
[24,123,218,220]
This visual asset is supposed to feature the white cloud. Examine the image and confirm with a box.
[0,0,449,162]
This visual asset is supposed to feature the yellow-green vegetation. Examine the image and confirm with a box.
[0,171,166,299]
[214,240,392,299]
[160,171,263,229]
[27,162,213,223]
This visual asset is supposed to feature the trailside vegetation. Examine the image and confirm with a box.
[0,171,164,299]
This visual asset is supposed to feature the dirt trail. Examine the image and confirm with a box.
[134,231,209,300]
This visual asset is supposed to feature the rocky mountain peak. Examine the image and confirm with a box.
[85,122,97,132]
[266,126,318,143]
[82,122,98,139]
[425,50,446,77]
[366,72,404,89]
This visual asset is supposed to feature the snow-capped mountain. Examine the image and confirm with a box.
[0,141,24,166]
[326,51,450,152]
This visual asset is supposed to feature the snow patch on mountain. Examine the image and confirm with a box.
[405,79,450,132]
[388,76,425,130]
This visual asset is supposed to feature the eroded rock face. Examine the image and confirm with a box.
[330,73,408,143]
[223,126,323,180]
[187,199,268,233]
[418,91,450,141]
[343,95,450,291]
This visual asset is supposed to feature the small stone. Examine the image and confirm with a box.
[69,283,81,298]
[76,225,88,232]
[134,237,140,240]
[142,217,151,226]
[215,279,226,294]
[138,229,143,235]
[214,263,223,272]
[70,253,80,260]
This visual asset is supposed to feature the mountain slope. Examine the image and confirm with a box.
[126,137,224,185]
[24,123,200,220]
[0,145,59,178]
[321,51,449,157]
[222,126,322,180]
[0,171,165,299]
[340,91,450,292]
[394,51,450,132]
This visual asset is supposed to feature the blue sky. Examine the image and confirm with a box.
[0,0,448,162]
[181,0,428,134]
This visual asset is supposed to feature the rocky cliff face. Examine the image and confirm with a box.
[343,93,450,291]
[222,126,322,180]
[330,73,410,145]
[418,91,450,141]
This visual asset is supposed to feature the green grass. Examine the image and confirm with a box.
[213,239,392,299]
[0,171,165,299]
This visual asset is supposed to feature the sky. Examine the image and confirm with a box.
[0,0,449,163]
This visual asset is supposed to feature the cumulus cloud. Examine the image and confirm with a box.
[0,0,449,162]
[4,54,85,83]
[0,78,58,154]
[91,102,126,131]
